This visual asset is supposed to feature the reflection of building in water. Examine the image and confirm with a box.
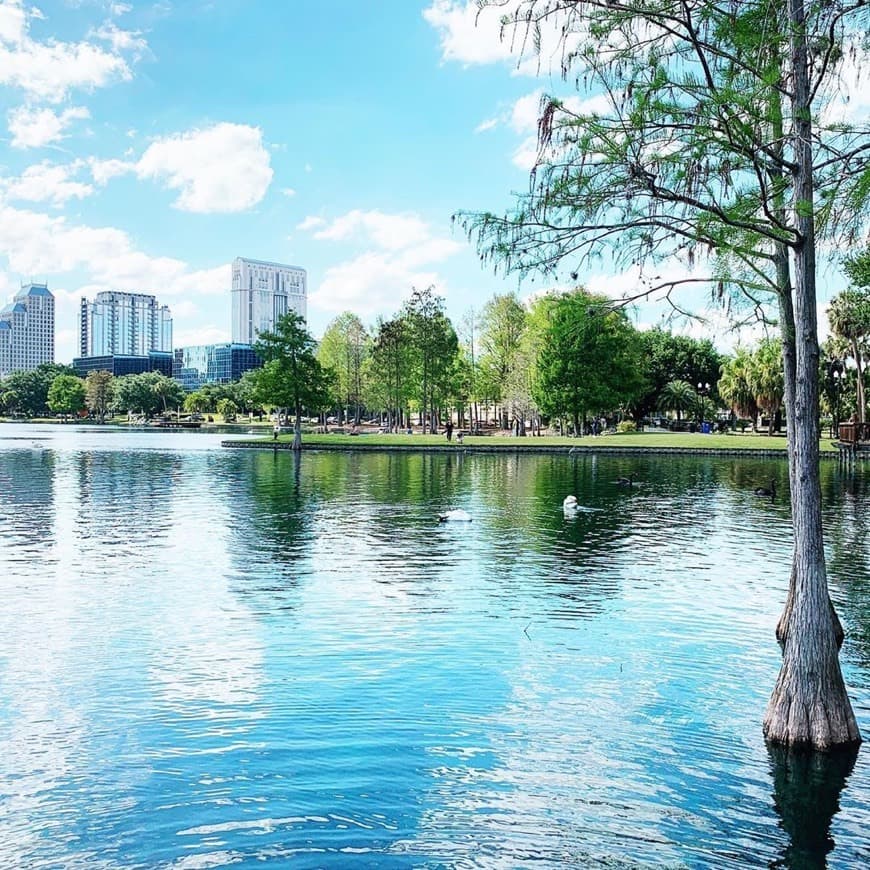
[0,283,54,377]
[74,451,179,549]
[0,447,56,548]
[172,343,261,391]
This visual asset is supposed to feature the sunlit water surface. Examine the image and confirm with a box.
[0,425,868,869]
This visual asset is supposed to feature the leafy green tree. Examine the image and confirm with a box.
[534,289,643,434]
[253,313,331,450]
[466,0,867,749]
[0,364,76,418]
[478,292,528,428]
[403,287,458,433]
[183,391,210,414]
[317,312,370,425]
[84,370,114,423]
[636,329,723,420]
[47,374,86,418]
[112,372,182,418]
[151,373,185,413]
[216,398,238,421]
[371,316,411,432]
[658,380,696,423]
[233,371,261,415]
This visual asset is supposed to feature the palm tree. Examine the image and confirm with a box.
[720,348,760,430]
[658,379,696,422]
[749,339,785,435]
[828,288,870,425]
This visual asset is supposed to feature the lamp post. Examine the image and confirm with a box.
[696,382,711,431]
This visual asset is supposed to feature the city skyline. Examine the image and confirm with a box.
[0,1,866,366]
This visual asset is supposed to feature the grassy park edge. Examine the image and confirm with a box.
[225,429,840,454]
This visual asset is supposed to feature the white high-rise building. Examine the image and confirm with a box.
[231,257,306,344]
[0,283,55,377]
[79,291,173,358]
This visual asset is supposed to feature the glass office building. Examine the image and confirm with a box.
[173,343,261,391]
[72,352,174,378]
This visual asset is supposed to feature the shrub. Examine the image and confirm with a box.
[616,419,637,433]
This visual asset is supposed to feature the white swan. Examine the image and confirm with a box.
[563,495,600,515]
[563,495,580,512]
[438,508,472,523]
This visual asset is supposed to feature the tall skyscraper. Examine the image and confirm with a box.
[231,257,306,344]
[0,283,55,377]
[79,291,173,358]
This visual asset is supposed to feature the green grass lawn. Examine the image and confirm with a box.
[257,430,838,452]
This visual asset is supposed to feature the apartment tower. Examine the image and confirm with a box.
[230,257,307,345]
[79,291,173,358]
[0,283,55,378]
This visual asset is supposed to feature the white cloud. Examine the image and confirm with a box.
[423,0,517,67]
[475,117,498,133]
[0,0,27,44]
[8,104,90,148]
[280,187,296,197]
[0,1,140,102]
[296,215,325,231]
[135,122,273,213]
[2,160,94,206]
[311,251,444,316]
[821,45,870,125]
[89,21,147,56]
[423,0,577,76]
[173,324,231,347]
[511,89,542,133]
[310,209,432,250]
[300,207,462,315]
[0,203,230,295]
[88,155,134,185]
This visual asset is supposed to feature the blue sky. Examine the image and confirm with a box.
[0,0,866,364]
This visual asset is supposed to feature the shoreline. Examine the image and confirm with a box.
[221,437,844,459]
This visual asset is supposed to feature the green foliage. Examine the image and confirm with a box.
[317,312,370,423]
[111,372,183,418]
[252,313,332,444]
[719,340,783,433]
[478,292,527,412]
[370,316,412,431]
[216,398,238,420]
[828,260,870,423]
[658,380,697,422]
[616,419,637,433]
[719,347,759,424]
[403,286,458,432]
[47,374,86,417]
[635,329,723,420]
[534,289,643,429]
[0,364,76,417]
[84,370,113,422]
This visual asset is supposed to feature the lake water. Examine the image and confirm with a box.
[1,424,868,869]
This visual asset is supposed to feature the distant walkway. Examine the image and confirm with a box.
[221,437,830,459]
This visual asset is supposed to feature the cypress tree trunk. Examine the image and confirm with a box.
[292,401,302,451]
[763,0,859,748]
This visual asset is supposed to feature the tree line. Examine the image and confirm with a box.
[1,263,865,436]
